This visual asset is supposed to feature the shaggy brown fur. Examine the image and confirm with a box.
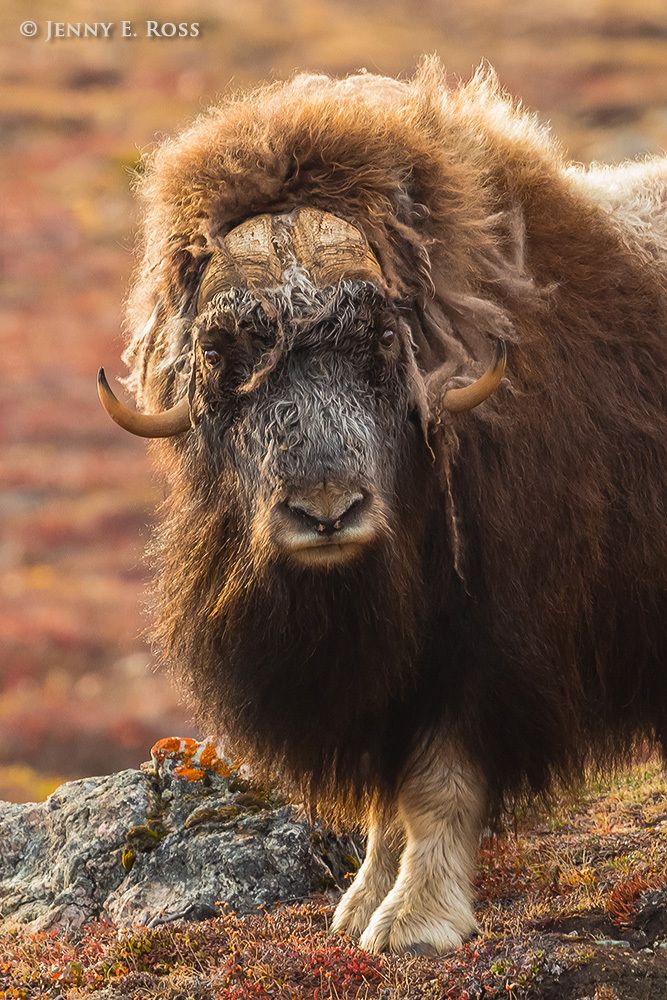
[121,60,667,823]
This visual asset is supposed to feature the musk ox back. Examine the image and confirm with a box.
[98,61,667,954]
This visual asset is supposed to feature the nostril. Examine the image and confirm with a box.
[285,504,322,526]
[284,505,339,536]
[339,495,364,521]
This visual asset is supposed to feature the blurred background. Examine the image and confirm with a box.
[1,0,666,801]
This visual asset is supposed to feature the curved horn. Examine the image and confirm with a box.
[441,339,507,413]
[197,215,283,309]
[97,369,192,438]
[290,208,383,286]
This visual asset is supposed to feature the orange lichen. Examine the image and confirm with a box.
[151,736,199,763]
[200,742,232,777]
[150,736,233,783]
[173,765,206,781]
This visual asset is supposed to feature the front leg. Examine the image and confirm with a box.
[359,745,485,955]
[332,802,402,938]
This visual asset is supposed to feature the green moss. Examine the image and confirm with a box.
[184,805,241,829]
[121,847,136,872]
[234,791,274,812]
[121,812,169,869]
[125,823,164,846]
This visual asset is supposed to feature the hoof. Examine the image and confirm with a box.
[403,942,440,957]
[332,880,395,940]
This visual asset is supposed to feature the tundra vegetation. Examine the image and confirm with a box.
[0,760,665,997]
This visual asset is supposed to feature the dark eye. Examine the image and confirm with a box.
[380,329,396,348]
[203,348,222,368]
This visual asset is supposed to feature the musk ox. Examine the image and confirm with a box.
[98,61,667,955]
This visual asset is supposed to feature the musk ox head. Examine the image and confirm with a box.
[99,208,504,571]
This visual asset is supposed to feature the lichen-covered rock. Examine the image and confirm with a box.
[0,768,156,933]
[0,738,358,933]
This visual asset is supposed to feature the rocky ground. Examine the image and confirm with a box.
[0,741,665,998]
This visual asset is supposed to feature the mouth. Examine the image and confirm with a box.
[271,514,379,568]
[284,534,371,568]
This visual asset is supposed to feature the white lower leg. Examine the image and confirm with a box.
[359,747,485,955]
[332,803,402,938]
